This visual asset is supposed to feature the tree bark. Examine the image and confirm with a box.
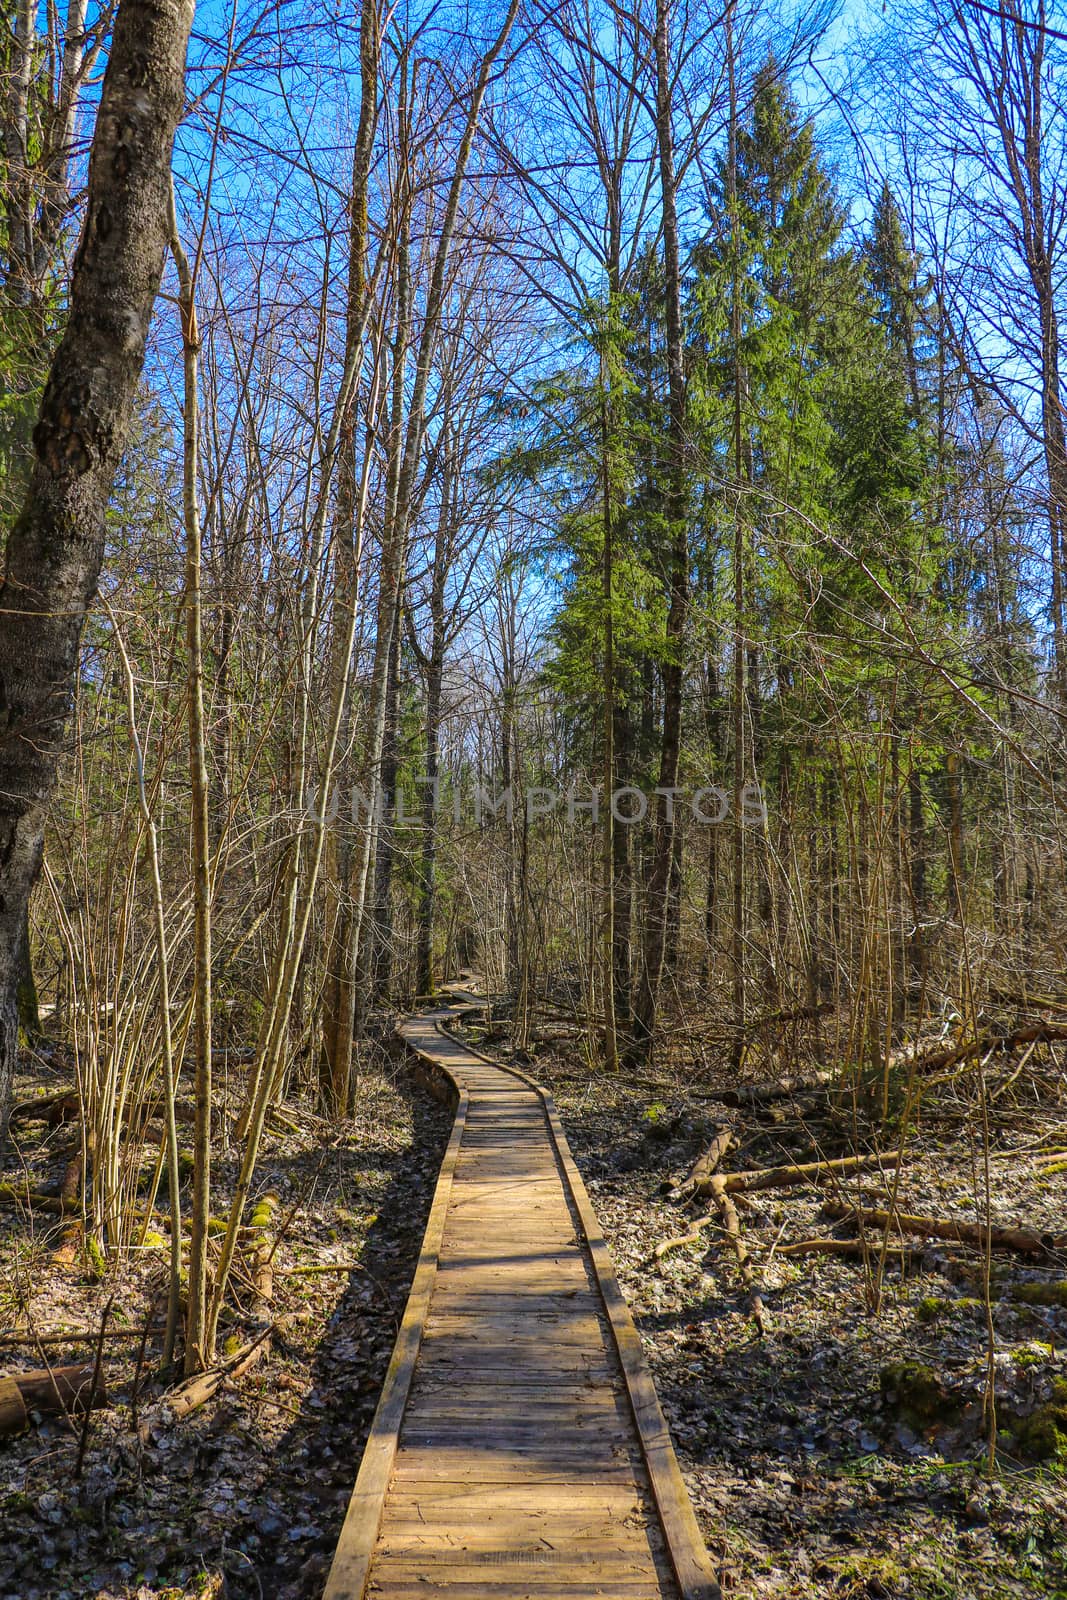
[629,0,688,1061]
[169,188,214,1377]
[369,589,403,1000]
[414,426,454,996]
[0,0,195,1143]
[318,0,382,1113]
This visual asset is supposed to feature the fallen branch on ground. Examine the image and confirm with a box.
[822,1200,1064,1258]
[277,1262,363,1276]
[777,1238,921,1263]
[655,1209,721,1263]
[743,1002,834,1033]
[0,1182,73,1215]
[909,1022,1067,1077]
[670,1127,734,1201]
[721,1149,903,1195]
[0,1327,162,1347]
[708,1174,770,1336]
[165,1319,281,1421]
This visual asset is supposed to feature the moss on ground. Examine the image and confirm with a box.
[880,1360,961,1429]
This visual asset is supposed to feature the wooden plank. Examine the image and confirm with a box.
[364,1580,669,1598]
[387,1450,640,1484]
[377,1517,658,1545]
[396,1439,636,1462]
[413,1360,618,1382]
[367,1580,668,1593]
[421,1321,607,1346]
[370,1558,661,1581]
[376,1529,657,1556]
[406,1394,629,1418]
[409,1377,624,1399]
[386,1485,648,1510]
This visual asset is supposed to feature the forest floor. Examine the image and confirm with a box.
[1,1013,1065,1599]
[0,1043,451,1600]
[481,1013,1067,1600]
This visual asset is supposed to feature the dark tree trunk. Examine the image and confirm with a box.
[907,766,926,1011]
[0,0,194,1141]
[611,695,633,1028]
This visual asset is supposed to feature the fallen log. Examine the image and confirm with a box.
[702,1072,832,1109]
[821,1200,1064,1258]
[721,1149,902,1195]
[0,1364,108,1438]
[911,1022,1067,1077]
[0,1183,72,1215]
[8,1092,197,1130]
[8,1092,80,1129]
[0,1378,27,1436]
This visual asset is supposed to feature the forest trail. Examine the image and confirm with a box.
[323,985,720,1600]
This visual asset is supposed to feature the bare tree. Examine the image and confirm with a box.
[886,0,1067,704]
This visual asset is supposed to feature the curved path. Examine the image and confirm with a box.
[323,987,720,1600]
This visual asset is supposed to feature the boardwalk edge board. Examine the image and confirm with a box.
[323,983,722,1600]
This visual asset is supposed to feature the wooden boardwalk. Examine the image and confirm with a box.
[324,989,720,1600]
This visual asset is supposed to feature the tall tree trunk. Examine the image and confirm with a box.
[370,590,402,1001]
[415,638,444,995]
[317,0,383,1114]
[612,694,633,1028]
[168,185,215,1374]
[630,0,688,1062]
[726,0,747,1063]
[600,376,618,1071]
[0,0,195,1142]
[346,0,520,1033]
[414,430,454,997]
[906,764,926,1011]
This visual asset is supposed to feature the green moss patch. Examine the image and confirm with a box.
[1012,1281,1067,1310]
